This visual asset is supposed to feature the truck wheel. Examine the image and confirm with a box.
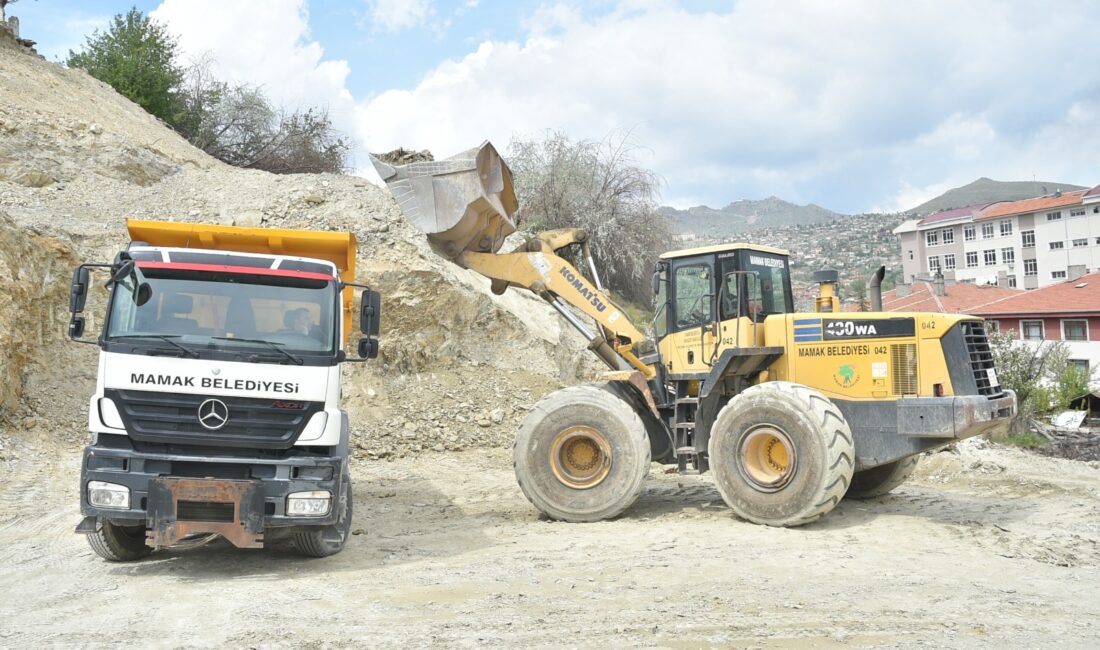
[87,520,153,562]
[292,477,352,558]
[708,382,854,527]
[846,456,919,499]
[514,384,650,522]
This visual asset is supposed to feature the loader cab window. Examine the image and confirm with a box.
[672,263,713,331]
[742,252,794,320]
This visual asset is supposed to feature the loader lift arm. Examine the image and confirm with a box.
[460,227,654,379]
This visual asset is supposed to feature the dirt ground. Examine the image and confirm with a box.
[1,441,1097,649]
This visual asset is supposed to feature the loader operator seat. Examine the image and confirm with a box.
[155,293,199,334]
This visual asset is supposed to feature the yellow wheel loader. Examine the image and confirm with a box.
[372,143,1017,526]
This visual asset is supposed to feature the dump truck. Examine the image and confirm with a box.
[373,142,1018,526]
[67,220,381,560]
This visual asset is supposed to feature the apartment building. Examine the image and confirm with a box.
[895,187,1097,290]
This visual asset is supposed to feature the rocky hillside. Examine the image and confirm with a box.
[661,196,839,238]
[907,177,1086,215]
[0,35,600,461]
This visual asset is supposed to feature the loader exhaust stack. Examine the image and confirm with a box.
[370,142,518,260]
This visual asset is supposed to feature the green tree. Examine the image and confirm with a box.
[988,329,1072,434]
[66,8,184,126]
[849,279,868,311]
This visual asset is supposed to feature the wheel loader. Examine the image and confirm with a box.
[371,143,1018,526]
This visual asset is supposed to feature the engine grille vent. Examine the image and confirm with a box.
[891,343,918,396]
[961,320,1004,397]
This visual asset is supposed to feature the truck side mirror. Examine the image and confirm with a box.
[69,315,86,339]
[652,271,661,296]
[70,266,90,313]
[357,337,379,359]
[106,260,135,287]
[359,289,381,337]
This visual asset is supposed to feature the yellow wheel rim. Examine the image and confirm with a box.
[739,426,796,492]
[549,426,612,489]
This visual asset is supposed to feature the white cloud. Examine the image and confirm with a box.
[365,0,434,33]
[355,0,1100,212]
[146,0,1100,212]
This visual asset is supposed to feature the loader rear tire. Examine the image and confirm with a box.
[846,456,919,499]
[87,520,153,562]
[708,381,854,527]
[514,384,650,522]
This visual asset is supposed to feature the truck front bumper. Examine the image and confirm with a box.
[77,437,346,548]
[897,389,1017,439]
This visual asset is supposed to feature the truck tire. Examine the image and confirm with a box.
[514,384,650,522]
[87,520,153,562]
[708,381,854,527]
[292,477,352,558]
[846,456,919,499]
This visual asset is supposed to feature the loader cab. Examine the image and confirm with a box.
[653,244,792,371]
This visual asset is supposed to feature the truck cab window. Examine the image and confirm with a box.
[674,264,712,330]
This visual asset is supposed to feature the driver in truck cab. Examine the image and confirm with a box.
[282,307,314,336]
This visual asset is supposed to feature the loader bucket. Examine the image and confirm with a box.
[370,141,518,260]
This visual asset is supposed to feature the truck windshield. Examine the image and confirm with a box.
[106,265,337,356]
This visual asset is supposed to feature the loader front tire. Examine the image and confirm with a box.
[708,382,854,527]
[846,456,919,499]
[514,384,650,522]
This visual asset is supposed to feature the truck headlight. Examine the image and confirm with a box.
[88,481,130,509]
[287,491,331,517]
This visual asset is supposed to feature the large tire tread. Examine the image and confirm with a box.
[709,381,855,527]
[514,383,650,522]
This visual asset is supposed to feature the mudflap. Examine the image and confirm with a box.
[147,478,265,549]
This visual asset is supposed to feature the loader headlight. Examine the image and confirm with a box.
[87,481,130,509]
[287,490,331,517]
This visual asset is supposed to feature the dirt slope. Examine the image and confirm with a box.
[0,38,599,458]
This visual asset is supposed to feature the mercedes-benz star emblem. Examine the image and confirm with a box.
[197,398,229,430]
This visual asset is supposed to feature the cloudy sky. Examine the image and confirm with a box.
[15,0,1100,213]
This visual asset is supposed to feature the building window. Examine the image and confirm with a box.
[1063,319,1088,341]
[926,231,939,246]
[986,320,1000,332]
[966,251,978,268]
[1074,238,1088,248]
[908,250,914,260]
[1052,270,1067,279]
[1047,211,1062,221]
[942,229,954,245]
[999,220,1013,236]
[1022,320,1044,341]
[1069,359,1091,373]
[983,249,996,266]
[1007,276,1017,288]
[1024,259,1038,276]
[928,256,941,273]
[964,225,976,241]
[944,254,956,270]
[1050,241,1065,250]
[1022,230,1035,248]
[1001,248,1015,264]
[982,223,995,239]
[1071,208,1086,217]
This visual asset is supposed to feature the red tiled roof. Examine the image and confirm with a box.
[918,203,992,226]
[975,190,1086,220]
[1085,183,1100,199]
[880,281,1023,314]
[970,272,1100,316]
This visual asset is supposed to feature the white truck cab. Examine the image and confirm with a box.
[68,220,380,560]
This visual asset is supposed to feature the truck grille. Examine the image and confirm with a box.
[106,389,322,450]
[890,343,918,395]
[960,321,1004,397]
